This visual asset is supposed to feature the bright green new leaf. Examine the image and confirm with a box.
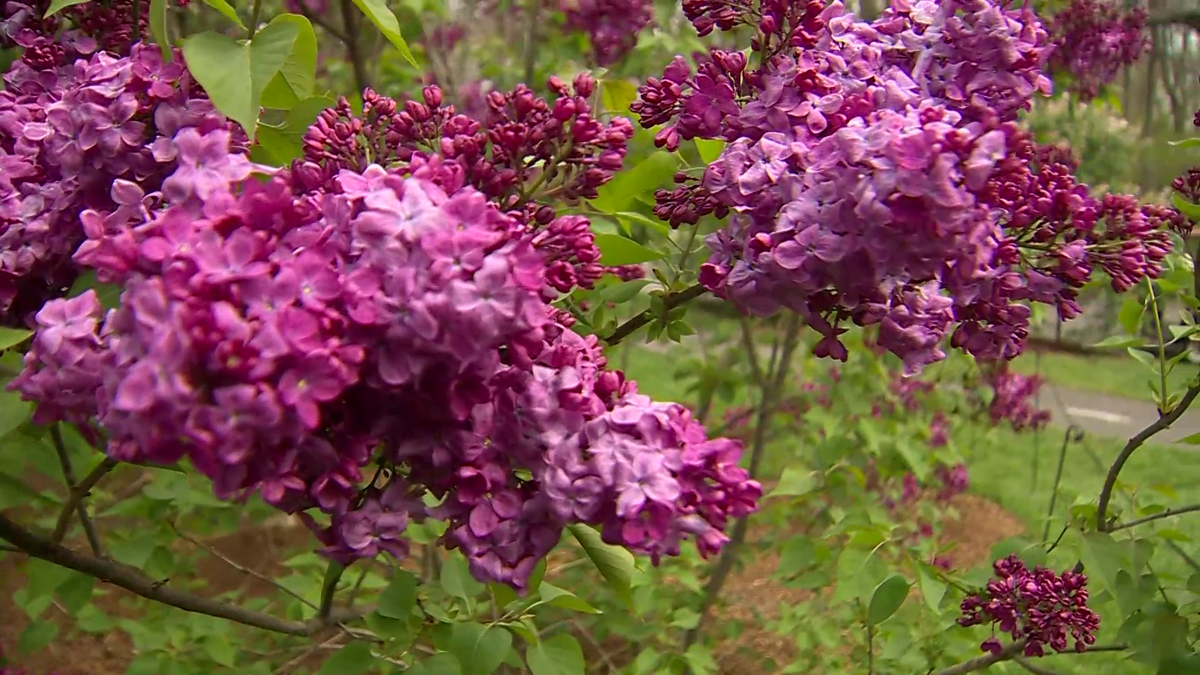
[0,390,32,439]
[348,0,418,67]
[569,524,635,609]
[441,552,485,601]
[254,124,303,166]
[1117,292,1147,335]
[1179,431,1200,445]
[589,151,679,214]
[601,79,639,115]
[378,569,417,619]
[260,14,318,109]
[867,575,910,626]
[594,234,665,266]
[1172,193,1200,221]
[0,327,32,351]
[202,0,245,29]
[771,466,817,498]
[149,0,171,60]
[916,564,946,612]
[42,0,88,16]
[447,622,512,675]
[526,634,586,675]
[183,21,299,139]
[695,138,724,164]
[408,654,464,675]
[1168,137,1200,149]
[288,95,336,129]
[1092,334,1146,350]
[833,546,886,603]
[316,641,375,675]
[539,582,602,614]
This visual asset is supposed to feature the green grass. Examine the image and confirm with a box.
[1008,349,1200,403]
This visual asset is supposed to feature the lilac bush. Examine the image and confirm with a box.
[1046,0,1149,101]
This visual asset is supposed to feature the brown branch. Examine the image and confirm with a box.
[930,642,1025,675]
[0,513,367,636]
[603,284,707,346]
[1096,383,1200,531]
[1109,503,1200,532]
[337,0,371,94]
[51,455,118,546]
[1015,657,1066,675]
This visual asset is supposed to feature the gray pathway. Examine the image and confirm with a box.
[1039,384,1200,446]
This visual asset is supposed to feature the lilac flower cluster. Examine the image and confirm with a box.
[1047,0,1148,101]
[983,366,1051,431]
[559,0,655,66]
[12,130,759,590]
[0,27,234,327]
[296,80,641,296]
[630,0,1173,373]
[960,555,1100,657]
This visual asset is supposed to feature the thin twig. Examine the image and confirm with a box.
[1109,503,1200,532]
[1042,425,1081,542]
[569,617,618,673]
[1096,383,1200,531]
[337,0,371,93]
[1165,539,1200,573]
[1015,657,1066,675]
[346,567,370,608]
[603,284,707,346]
[738,317,766,387]
[929,642,1025,675]
[171,522,317,610]
[49,425,104,557]
[0,513,368,636]
[271,634,348,675]
[1045,523,1070,555]
[51,455,118,546]
[520,0,540,85]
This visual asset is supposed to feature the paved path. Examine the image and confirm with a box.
[1038,385,1200,446]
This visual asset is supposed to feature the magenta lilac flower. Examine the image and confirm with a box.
[560,0,654,66]
[959,555,1099,657]
[12,130,759,590]
[1047,0,1149,101]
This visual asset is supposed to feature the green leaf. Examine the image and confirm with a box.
[347,0,418,67]
[201,0,244,28]
[916,565,946,612]
[1187,572,1200,594]
[17,620,57,654]
[183,21,299,138]
[378,569,417,618]
[205,636,238,668]
[0,327,32,351]
[1092,334,1146,350]
[600,79,639,115]
[55,573,94,614]
[407,654,463,675]
[1118,293,1146,336]
[1179,431,1200,445]
[259,14,317,109]
[777,536,815,577]
[0,390,33,439]
[770,466,817,498]
[447,622,512,675]
[69,272,122,310]
[593,234,664,266]
[42,0,88,17]
[526,634,585,675]
[695,138,724,164]
[1168,137,1200,149]
[589,152,679,214]
[539,582,602,614]
[833,546,885,603]
[569,524,635,609]
[441,552,485,601]
[149,0,171,60]
[26,559,72,600]
[867,575,910,626]
[316,641,375,675]
[1172,193,1200,221]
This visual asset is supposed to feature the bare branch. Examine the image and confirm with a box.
[51,454,118,546]
[929,641,1025,675]
[0,513,368,636]
[1096,383,1200,531]
[1109,503,1200,532]
[171,522,318,610]
[49,425,105,557]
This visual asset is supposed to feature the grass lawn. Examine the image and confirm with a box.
[1009,349,1200,403]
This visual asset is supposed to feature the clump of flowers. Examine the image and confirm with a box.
[560,0,655,66]
[983,366,1051,431]
[629,0,1172,373]
[0,2,235,327]
[12,129,759,590]
[959,555,1100,657]
[296,80,640,296]
[1047,0,1149,101]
